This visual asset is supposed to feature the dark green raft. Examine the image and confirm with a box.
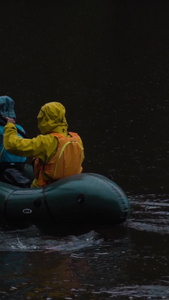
[0,164,129,225]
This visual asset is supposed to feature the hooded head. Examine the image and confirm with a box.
[0,96,16,118]
[37,102,68,134]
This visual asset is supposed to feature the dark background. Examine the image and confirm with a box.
[1,3,169,298]
[0,0,169,192]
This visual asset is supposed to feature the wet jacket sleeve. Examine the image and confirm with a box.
[4,123,58,162]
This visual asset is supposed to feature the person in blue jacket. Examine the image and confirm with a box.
[0,96,30,187]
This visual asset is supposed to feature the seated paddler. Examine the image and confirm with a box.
[4,101,84,188]
[0,95,30,187]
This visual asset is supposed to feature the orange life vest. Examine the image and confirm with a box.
[33,132,83,186]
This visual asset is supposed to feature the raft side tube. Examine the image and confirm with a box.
[0,171,130,225]
[0,182,19,219]
[43,173,129,224]
[2,187,52,222]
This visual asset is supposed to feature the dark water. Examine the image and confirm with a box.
[0,0,169,299]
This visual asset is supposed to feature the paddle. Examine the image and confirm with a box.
[0,112,27,138]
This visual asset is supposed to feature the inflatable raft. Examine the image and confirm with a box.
[0,164,129,225]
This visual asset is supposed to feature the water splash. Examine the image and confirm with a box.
[0,226,103,252]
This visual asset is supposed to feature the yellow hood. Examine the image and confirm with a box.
[37,102,68,134]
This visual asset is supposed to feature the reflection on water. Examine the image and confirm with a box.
[127,193,169,234]
[0,218,169,299]
[95,285,169,299]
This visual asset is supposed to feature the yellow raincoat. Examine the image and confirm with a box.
[4,102,84,187]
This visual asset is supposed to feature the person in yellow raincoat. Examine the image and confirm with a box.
[4,102,84,188]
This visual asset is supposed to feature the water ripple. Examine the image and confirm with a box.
[96,284,169,299]
[127,193,169,234]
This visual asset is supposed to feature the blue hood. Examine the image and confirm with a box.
[0,96,16,118]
